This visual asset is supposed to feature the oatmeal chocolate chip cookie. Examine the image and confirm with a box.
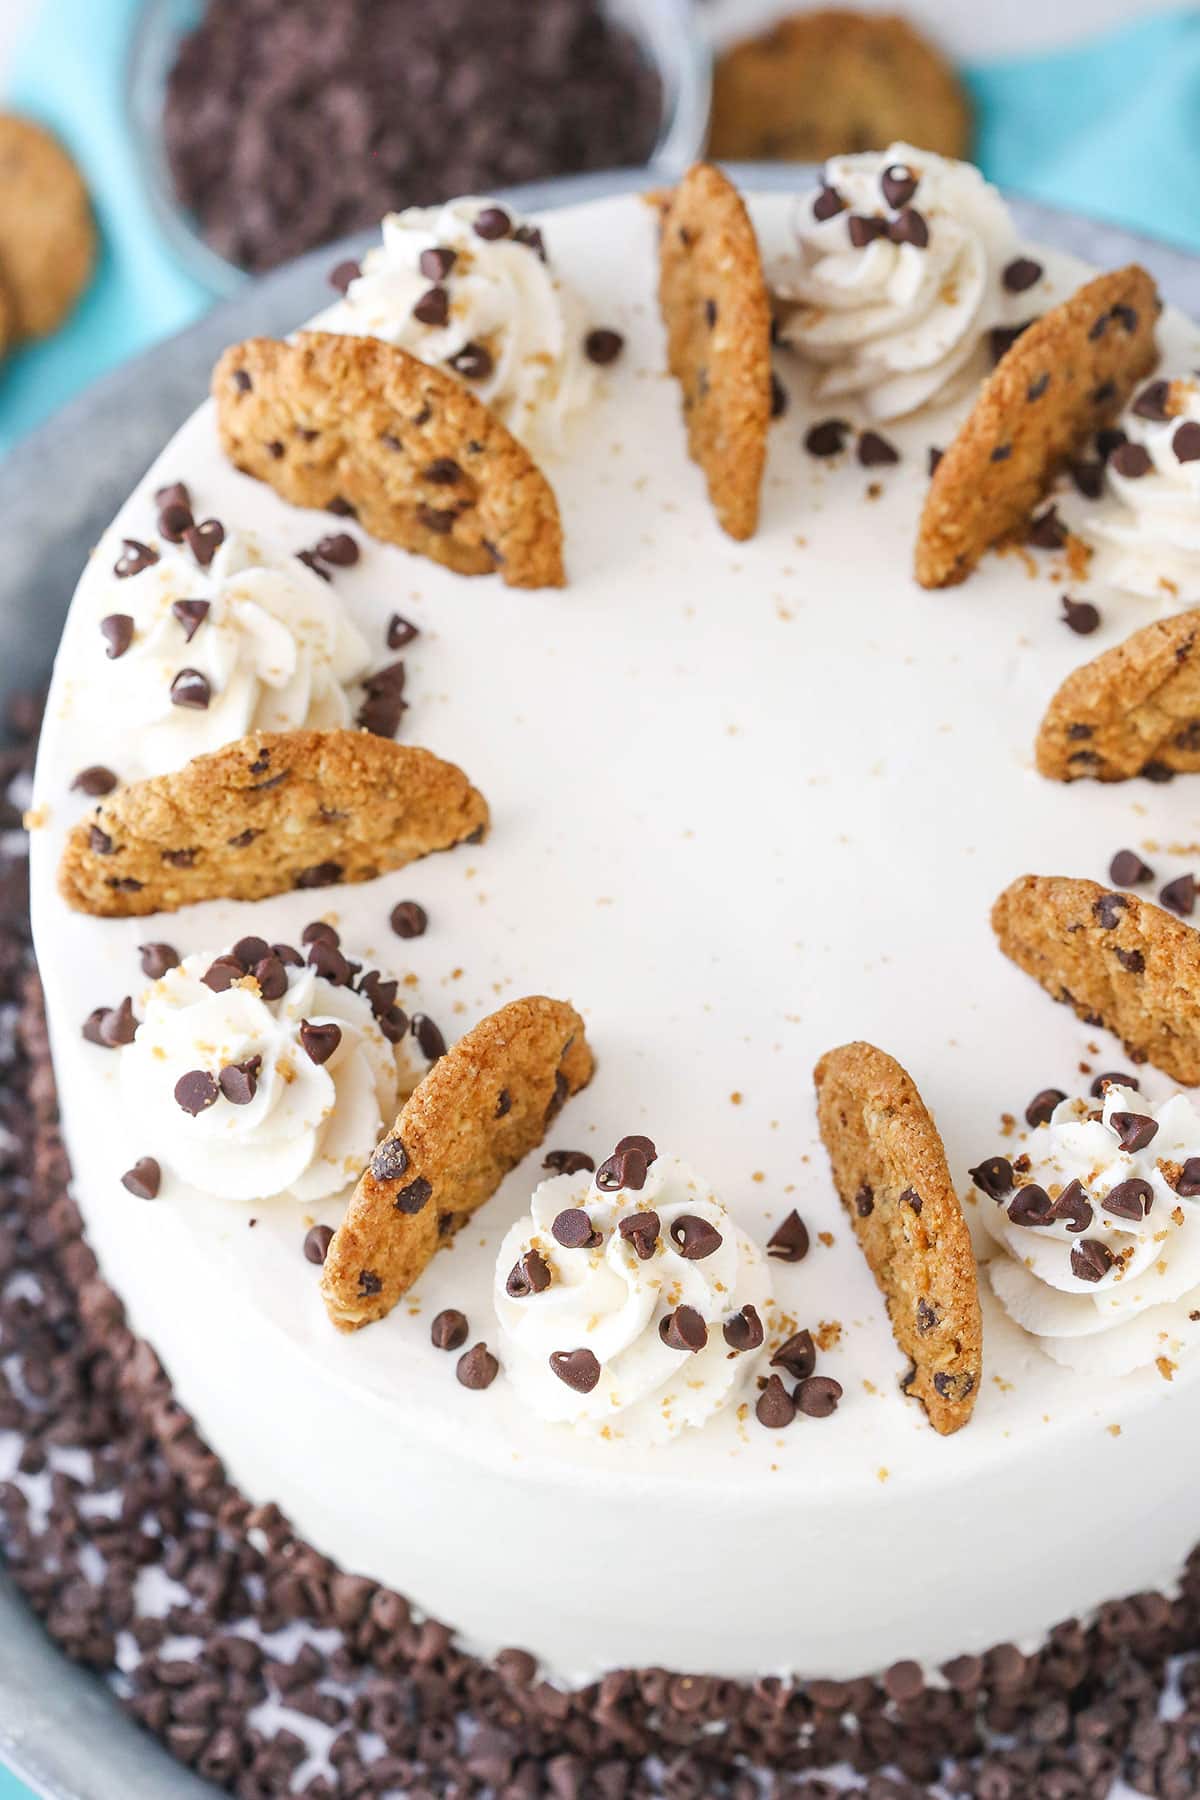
[709,10,972,165]
[993,874,1200,1084]
[212,331,565,589]
[322,996,594,1329]
[813,1040,980,1435]
[916,265,1159,589]
[0,114,96,339]
[1036,609,1200,783]
[58,728,488,918]
[657,163,772,542]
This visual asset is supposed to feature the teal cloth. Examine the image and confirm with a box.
[4,3,1200,456]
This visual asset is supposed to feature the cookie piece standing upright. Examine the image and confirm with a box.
[0,115,95,339]
[58,728,488,918]
[813,1040,981,1435]
[992,874,1200,1085]
[322,996,594,1329]
[657,163,772,542]
[1036,609,1200,782]
[710,10,972,165]
[916,265,1159,589]
[213,331,565,589]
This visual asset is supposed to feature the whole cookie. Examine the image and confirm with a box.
[0,115,95,339]
[709,10,972,165]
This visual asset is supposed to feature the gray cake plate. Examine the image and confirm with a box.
[0,167,1196,1800]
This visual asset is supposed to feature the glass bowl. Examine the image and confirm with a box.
[125,0,712,299]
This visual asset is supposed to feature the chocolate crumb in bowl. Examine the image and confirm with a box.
[161,0,663,275]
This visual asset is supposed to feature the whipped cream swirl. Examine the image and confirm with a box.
[87,525,371,780]
[323,197,596,456]
[494,1148,773,1442]
[1062,374,1200,602]
[121,948,401,1205]
[980,1083,1200,1375]
[774,144,1032,420]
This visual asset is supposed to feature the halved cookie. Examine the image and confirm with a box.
[1036,609,1200,782]
[0,114,96,339]
[657,163,772,541]
[992,874,1200,1084]
[58,728,487,917]
[813,1040,980,1435]
[321,996,594,1329]
[213,331,565,589]
[916,265,1159,588]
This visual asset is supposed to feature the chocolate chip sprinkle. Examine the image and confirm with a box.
[812,184,845,221]
[1092,1070,1138,1096]
[1111,1111,1158,1153]
[431,1308,468,1350]
[218,1056,261,1105]
[544,1148,594,1176]
[880,163,918,208]
[456,1343,499,1390]
[389,899,428,939]
[184,519,224,566]
[120,1157,161,1200]
[474,205,511,240]
[1007,1184,1054,1228]
[969,1156,1014,1201]
[766,1209,809,1262]
[770,1328,816,1380]
[658,1305,707,1353]
[1071,1237,1115,1282]
[755,1373,795,1429]
[1027,505,1066,549]
[617,1210,660,1260]
[1053,1179,1093,1233]
[551,1208,601,1250]
[328,258,360,294]
[419,246,457,282]
[448,341,494,381]
[796,1375,842,1418]
[506,1249,552,1298]
[722,1304,764,1352]
[411,1013,446,1062]
[299,1020,342,1066]
[584,328,623,366]
[804,418,850,458]
[100,614,134,659]
[303,1224,334,1265]
[548,1347,600,1392]
[1102,1176,1153,1221]
[669,1214,723,1260]
[1061,595,1100,636]
[1110,848,1154,887]
[386,613,419,649]
[1026,1088,1066,1127]
[1177,1157,1200,1197]
[113,538,157,578]
[138,941,179,978]
[71,765,118,796]
[595,1144,649,1193]
[170,599,210,642]
[1174,420,1200,462]
[887,207,928,248]
[857,429,899,468]
[412,285,449,326]
[169,669,211,710]
[1111,442,1153,479]
[847,213,887,248]
[1003,256,1044,293]
[174,1069,219,1116]
[1161,873,1197,917]
[1133,378,1172,420]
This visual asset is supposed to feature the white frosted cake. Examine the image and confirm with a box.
[26,149,1200,1727]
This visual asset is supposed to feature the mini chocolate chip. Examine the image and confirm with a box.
[357,1269,382,1296]
[812,184,845,221]
[990,321,1033,362]
[169,668,211,709]
[419,246,457,282]
[887,206,928,247]
[1133,378,1172,420]
[755,1374,795,1429]
[770,372,788,419]
[170,599,210,643]
[413,285,449,326]
[585,328,624,365]
[722,1304,764,1352]
[1110,849,1154,887]
[101,614,134,659]
[114,538,158,578]
[858,430,899,468]
[1160,873,1196,916]
[389,899,428,938]
[1027,505,1066,549]
[411,1013,446,1061]
[299,1020,342,1066]
[658,1305,707,1353]
[1177,1157,1200,1197]
[253,955,289,1002]
[847,213,887,248]
[386,614,419,649]
[303,1224,334,1265]
[1092,1070,1138,1096]
[506,1249,552,1298]
[880,162,918,208]
[95,997,137,1047]
[618,1210,660,1260]
[328,258,360,294]
[1008,1184,1054,1227]
[72,764,119,796]
[1102,1176,1153,1220]
[474,205,511,240]
[767,1210,809,1262]
[315,533,359,567]
[121,1157,161,1200]
[1174,420,1200,462]
[1072,458,1105,499]
[431,1308,468,1350]
[969,1156,1013,1200]
[139,941,179,978]
[796,1375,842,1418]
[928,447,943,475]
[1026,1088,1066,1127]
[175,1069,219,1115]
[1116,947,1145,973]
[1111,1111,1158,1153]
[448,342,493,380]
[157,498,194,542]
[371,1137,409,1182]
[552,1208,601,1250]
[202,954,243,992]
[804,418,850,457]
[1003,255,1044,293]
[669,1215,723,1260]
[232,935,270,966]
[770,1328,816,1380]
[1071,1237,1115,1283]
[273,942,304,966]
[1111,442,1153,479]
[596,1145,649,1192]
[855,1184,874,1216]
[394,1177,433,1214]
[549,1347,601,1393]
[1062,595,1100,635]
[218,1056,261,1105]
[1093,891,1128,928]
[1052,1179,1093,1233]
[544,1149,594,1176]
[457,1343,499,1389]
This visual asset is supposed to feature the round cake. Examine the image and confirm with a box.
[23,149,1200,1784]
